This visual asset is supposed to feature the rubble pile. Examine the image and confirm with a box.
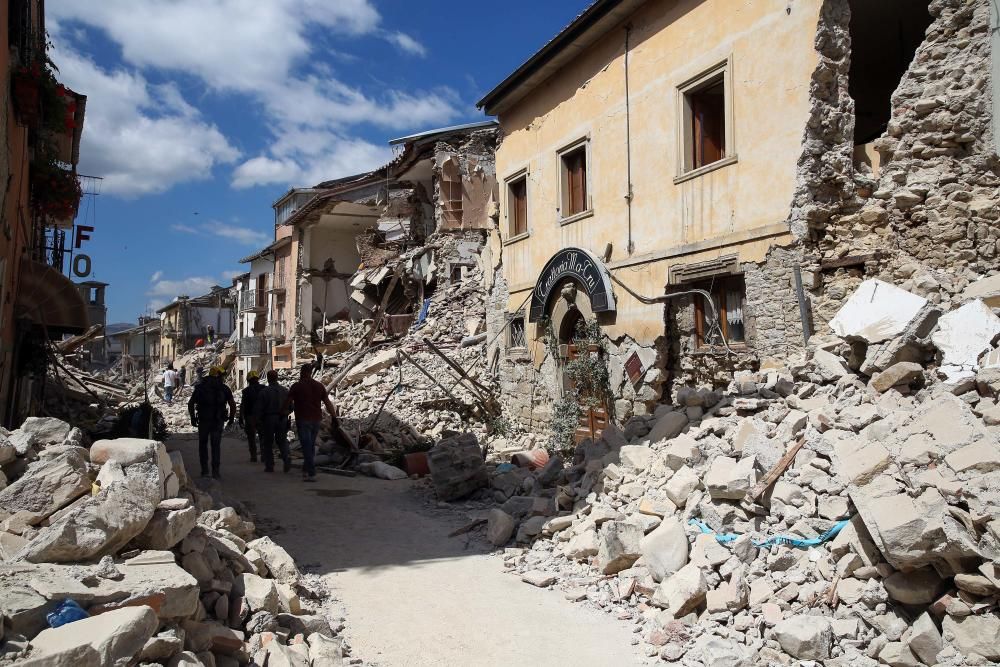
[466,278,1000,665]
[0,418,357,666]
[294,234,497,473]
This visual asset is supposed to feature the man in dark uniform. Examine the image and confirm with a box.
[188,366,237,479]
[238,371,264,463]
[256,370,291,473]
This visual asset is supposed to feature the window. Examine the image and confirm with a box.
[559,142,589,218]
[694,275,746,348]
[679,62,733,176]
[508,176,528,237]
[508,313,527,349]
[450,265,464,283]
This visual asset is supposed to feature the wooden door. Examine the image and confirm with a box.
[568,343,609,444]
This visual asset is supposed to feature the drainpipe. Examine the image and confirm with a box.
[624,25,635,256]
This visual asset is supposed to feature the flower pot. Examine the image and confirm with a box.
[404,451,430,477]
[511,449,550,470]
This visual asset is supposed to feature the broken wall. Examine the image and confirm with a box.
[434,129,498,233]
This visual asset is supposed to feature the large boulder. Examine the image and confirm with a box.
[246,536,299,582]
[133,505,197,550]
[642,411,688,445]
[16,417,73,453]
[773,615,832,660]
[932,300,1000,375]
[640,517,689,582]
[651,563,706,617]
[486,509,515,546]
[594,521,642,575]
[27,605,158,666]
[704,456,756,500]
[942,615,1000,661]
[16,480,157,563]
[0,449,90,525]
[15,551,199,619]
[426,433,488,502]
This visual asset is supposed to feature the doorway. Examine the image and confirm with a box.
[559,309,609,444]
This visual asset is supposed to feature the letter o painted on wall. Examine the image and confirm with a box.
[72,254,92,278]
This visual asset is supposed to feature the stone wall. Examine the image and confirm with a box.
[806,0,998,328]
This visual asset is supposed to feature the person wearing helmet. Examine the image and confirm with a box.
[239,371,265,463]
[188,365,237,479]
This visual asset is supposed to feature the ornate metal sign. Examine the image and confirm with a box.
[528,247,616,322]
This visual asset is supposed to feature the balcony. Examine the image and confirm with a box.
[265,320,287,341]
[237,336,271,357]
[270,272,287,293]
[238,289,267,313]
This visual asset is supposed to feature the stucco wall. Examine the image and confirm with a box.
[496,0,822,342]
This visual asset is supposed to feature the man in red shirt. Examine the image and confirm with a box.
[284,364,336,482]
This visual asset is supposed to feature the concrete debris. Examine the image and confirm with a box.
[829,279,928,344]
[472,277,1000,665]
[426,432,488,501]
[0,415,361,667]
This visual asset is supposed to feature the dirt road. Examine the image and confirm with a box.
[169,434,645,667]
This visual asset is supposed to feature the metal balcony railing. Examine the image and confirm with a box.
[265,320,287,341]
[238,289,267,312]
[237,336,270,356]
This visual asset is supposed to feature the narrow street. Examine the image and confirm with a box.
[168,434,644,667]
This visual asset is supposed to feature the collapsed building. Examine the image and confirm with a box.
[476,0,1000,444]
[230,121,498,388]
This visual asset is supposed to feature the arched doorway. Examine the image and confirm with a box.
[549,282,608,444]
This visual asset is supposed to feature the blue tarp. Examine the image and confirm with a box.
[688,518,851,549]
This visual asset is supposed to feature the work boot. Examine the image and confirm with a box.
[283,460,291,473]
[200,470,210,478]
[304,475,316,483]
[264,467,274,473]
[212,471,221,480]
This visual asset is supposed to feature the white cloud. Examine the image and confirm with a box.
[221,270,244,281]
[384,31,427,57]
[150,270,163,283]
[48,0,463,194]
[51,44,240,197]
[170,220,270,246]
[147,276,219,299]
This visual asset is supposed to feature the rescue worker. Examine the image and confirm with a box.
[238,371,264,463]
[188,365,236,479]
[255,370,291,473]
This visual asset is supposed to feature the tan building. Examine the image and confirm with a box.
[479,0,942,434]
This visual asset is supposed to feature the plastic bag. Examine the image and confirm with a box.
[46,599,88,628]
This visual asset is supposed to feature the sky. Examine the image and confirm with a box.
[49,0,587,322]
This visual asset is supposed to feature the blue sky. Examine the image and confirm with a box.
[49,1,585,322]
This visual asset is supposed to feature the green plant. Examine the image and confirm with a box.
[548,393,582,456]
[564,318,611,410]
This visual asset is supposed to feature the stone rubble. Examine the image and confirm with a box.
[0,418,363,666]
[427,280,1000,666]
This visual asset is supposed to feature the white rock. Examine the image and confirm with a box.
[664,465,699,507]
[650,563,706,616]
[238,573,280,614]
[486,509,515,546]
[246,536,300,582]
[773,615,832,660]
[932,299,1000,371]
[704,456,756,500]
[617,445,652,471]
[594,521,642,575]
[909,612,942,665]
[28,605,158,666]
[640,517,688,582]
[829,279,927,343]
[942,614,1000,661]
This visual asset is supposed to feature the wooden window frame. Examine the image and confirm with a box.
[505,170,529,242]
[557,138,592,223]
[693,275,748,350]
[676,59,737,182]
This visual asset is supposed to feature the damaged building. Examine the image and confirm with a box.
[477,0,1000,437]
[158,288,235,365]
[230,121,498,386]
